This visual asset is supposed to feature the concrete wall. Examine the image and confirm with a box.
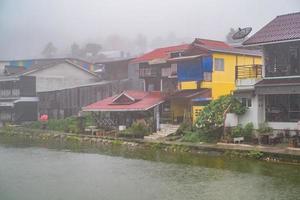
[238,94,265,129]
[29,62,99,92]
[0,61,9,75]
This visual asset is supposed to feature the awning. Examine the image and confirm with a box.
[0,102,14,107]
[82,90,165,112]
[168,89,211,100]
[234,89,255,98]
[191,97,212,102]
[255,78,300,95]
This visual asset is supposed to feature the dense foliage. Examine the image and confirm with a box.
[195,95,246,131]
[25,115,95,134]
[119,122,150,138]
[180,95,247,143]
[230,122,254,142]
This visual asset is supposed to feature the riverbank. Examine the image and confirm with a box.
[1,127,300,164]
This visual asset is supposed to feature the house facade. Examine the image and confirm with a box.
[133,39,262,123]
[0,76,38,125]
[235,12,300,130]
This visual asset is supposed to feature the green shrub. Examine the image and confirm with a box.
[181,128,222,143]
[25,116,84,134]
[119,122,150,138]
[195,95,246,133]
[258,123,273,134]
[248,150,264,159]
[175,122,192,136]
[243,123,254,141]
[230,123,254,142]
[181,131,201,143]
[231,125,243,138]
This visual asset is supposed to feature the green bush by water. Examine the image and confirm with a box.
[119,123,150,138]
[230,123,254,142]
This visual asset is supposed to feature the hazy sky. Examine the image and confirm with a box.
[0,0,299,59]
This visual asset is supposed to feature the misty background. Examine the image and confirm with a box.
[0,0,299,60]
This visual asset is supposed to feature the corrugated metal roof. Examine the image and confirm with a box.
[244,12,300,45]
[255,77,300,86]
[168,89,211,99]
[82,90,165,111]
[131,44,190,64]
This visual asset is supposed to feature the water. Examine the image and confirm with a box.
[0,144,300,200]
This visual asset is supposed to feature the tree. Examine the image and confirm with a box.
[134,34,147,53]
[226,28,237,44]
[42,42,57,58]
[195,95,246,132]
[71,43,81,57]
[84,43,102,56]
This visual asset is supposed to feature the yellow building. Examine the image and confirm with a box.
[169,39,262,123]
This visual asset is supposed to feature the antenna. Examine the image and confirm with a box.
[232,27,252,40]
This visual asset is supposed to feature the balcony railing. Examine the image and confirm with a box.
[235,64,262,80]
[139,68,158,78]
[265,64,300,77]
[0,89,20,98]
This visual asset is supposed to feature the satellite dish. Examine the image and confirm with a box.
[232,27,252,40]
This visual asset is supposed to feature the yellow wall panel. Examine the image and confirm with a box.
[179,81,198,90]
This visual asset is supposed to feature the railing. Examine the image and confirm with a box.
[235,64,262,80]
[265,64,300,77]
[139,68,158,78]
[0,89,20,98]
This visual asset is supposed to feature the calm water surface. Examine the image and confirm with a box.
[0,143,300,200]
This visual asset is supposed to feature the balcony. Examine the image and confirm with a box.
[0,89,20,99]
[139,68,158,78]
[235,64,262,90]
[265,64,300,77]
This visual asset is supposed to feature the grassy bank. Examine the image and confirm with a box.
[1,126,300,165]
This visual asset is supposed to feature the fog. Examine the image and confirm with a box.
[0,0,299,60]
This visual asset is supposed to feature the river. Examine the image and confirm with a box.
[0,143,299,200]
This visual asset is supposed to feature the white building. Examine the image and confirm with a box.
[235,12,300,131]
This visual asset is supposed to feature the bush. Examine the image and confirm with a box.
[119,122,150,138]
[230,123,254,142]
[181,128,222,143]
[181,131,201,143]
[175,122,192,136]
[25,116,90,134]
[231,125,243,138]
[195,95,246,132]
[258,123,273,134]
[243,123,254,141]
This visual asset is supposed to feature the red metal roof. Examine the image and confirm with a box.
[132,44,190,64]
[82,90,165,111]
[244,12,300,45]
[192,39,262,56]
[193,38,231,48]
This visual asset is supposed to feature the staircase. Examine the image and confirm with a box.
[144,124,180,140]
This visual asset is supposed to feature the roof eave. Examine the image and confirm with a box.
[243,38,300,47]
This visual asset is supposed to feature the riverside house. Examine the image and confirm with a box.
[235,12,300,131]
[0,76,38,125]
[133,39,262,123]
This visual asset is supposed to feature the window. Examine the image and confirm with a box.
[170,52,183,58]
[214,58,224,71]
[203,72,212,81]
[241,98,252,108]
